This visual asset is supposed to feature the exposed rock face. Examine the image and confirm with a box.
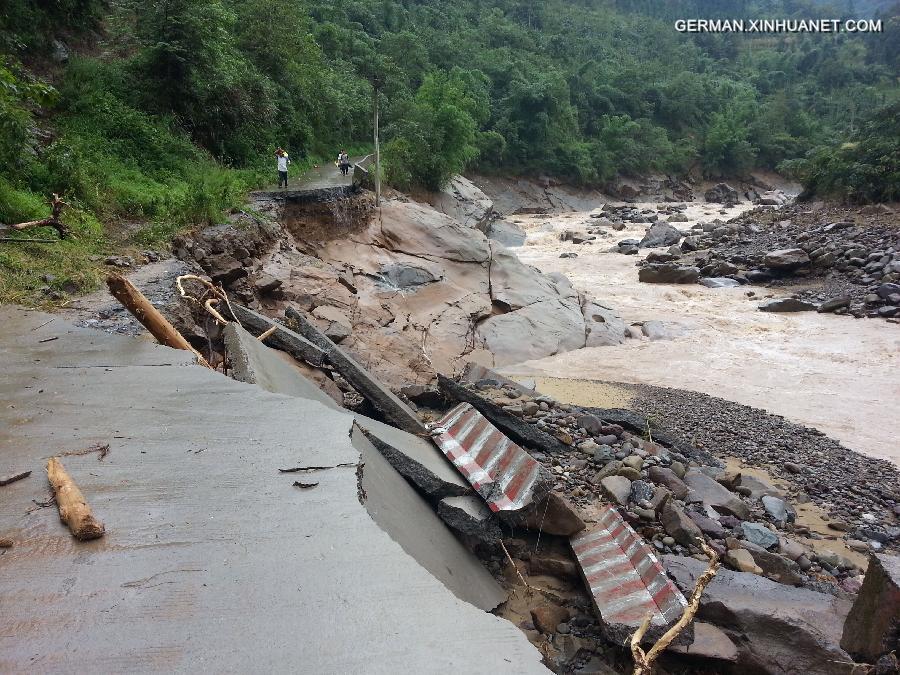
[665,555,854,675]
[841,553,900,662]
[427,175,494,231]
[200,192,624,388]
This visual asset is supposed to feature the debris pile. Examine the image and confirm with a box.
[685,202,900,319]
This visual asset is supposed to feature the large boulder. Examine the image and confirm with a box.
[581,300,627,347]
[759,298,817,313]
[638,263,700,284]
[840,553,900,662]
[764,248,811,271]
[704,183,740,205]
[639,223,682,248]
[476,299,587,366]
[665,555,854,675]
[683,470,750,520]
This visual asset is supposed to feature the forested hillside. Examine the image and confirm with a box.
[1,0,898,268]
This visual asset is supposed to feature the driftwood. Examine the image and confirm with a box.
[176,274,236,326]
[0,470,31,486]
[106,273,212,368]
[8,194,70,239]
[46,457,105,541]
[630,540,721,675]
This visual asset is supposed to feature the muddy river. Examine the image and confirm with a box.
[499,201,900,466]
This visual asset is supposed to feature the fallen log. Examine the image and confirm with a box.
[46,457,105,541]
[0,236,59,243]
[8,194,71,239]
[106,273,212,368]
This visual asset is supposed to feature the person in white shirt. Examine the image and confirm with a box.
[276,148,290,188]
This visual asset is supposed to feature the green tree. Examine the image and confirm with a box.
[384,69,488,190]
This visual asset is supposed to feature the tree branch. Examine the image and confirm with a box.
[8,194,71,239]
[630,539,721,675]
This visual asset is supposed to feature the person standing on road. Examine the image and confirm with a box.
[276,148,290,188]
[337,150,350,176]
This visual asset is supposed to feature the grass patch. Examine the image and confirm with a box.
[0,185,106,306]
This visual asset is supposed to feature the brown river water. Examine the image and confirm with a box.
[499,201,900,467]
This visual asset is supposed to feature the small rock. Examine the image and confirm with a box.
[741,522,779,549]
[531,605,571,634]
[725,548,763,574]
[661,501,704,547]
[600,475,632,507]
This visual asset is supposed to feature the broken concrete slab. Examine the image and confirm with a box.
[665,554,853,675]
[225,302,327,367]
[353,424,506,611]
[225,323,466,500]
[841,553,900,662]
[285,306,426,435]
[223,323,339,409]
[438,374,571,454]
[570,505,689,646]
[355,417,470,499]
[431,403,549,516]
[437,495,502,543]
[0,307,547,672]
[683,470,751,520]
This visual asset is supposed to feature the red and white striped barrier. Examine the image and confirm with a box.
[431,403,543,513]
[571,504,687,642]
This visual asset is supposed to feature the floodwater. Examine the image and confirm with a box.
[499,201,900,466]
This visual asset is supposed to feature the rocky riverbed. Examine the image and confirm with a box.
[680,201,900,319]
[495,194,900,466]
[435,369,895,674]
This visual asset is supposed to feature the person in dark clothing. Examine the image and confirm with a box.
[276,148,290,188]
[337,150,351,176]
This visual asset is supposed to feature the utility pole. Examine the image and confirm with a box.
[373,80,381,208]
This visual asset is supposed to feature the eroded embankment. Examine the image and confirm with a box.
[168,187,626,389]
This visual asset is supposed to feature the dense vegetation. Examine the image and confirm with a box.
[1,0,898,301]
[782,101,900,203]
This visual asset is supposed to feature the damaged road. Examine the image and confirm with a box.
[0,307,547,673]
